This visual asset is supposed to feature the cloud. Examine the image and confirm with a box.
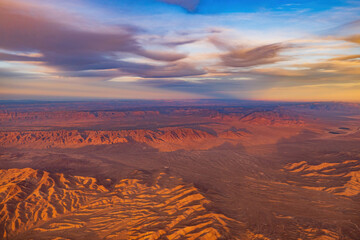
[163,39,199,47]
[331,55,360,61]
[59,70,121,79]
[158,0,200,12]
[325,19,360,37]
[0,67,43,79]
[0,4,134,54]
[222,43,287,67]
[0,52,42,62]
[313,55,360,75]
[0,1,192,79]
[252,68,307,77]
[210,38,289,68]
[133,62,205,78]
[249,53,360,80]
[322,19,360,45]
[138,50,187,61]
[345,35,360,44]
[53,60,205,79]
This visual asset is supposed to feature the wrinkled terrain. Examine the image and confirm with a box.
[1,168,246,240]
[0,100,359,239]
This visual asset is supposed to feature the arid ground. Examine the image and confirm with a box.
[0,100,359,240]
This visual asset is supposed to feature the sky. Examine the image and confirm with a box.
[0,0,360,101]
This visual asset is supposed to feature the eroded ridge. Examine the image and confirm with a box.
[283,160,360,197]
[0,168,107,239]
[1,168,247,240]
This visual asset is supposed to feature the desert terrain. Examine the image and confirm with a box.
[0,100,359,239]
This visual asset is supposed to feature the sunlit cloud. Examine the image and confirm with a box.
[210,37,289,68]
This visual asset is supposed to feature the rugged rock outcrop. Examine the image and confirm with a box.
[0,128,218,151]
